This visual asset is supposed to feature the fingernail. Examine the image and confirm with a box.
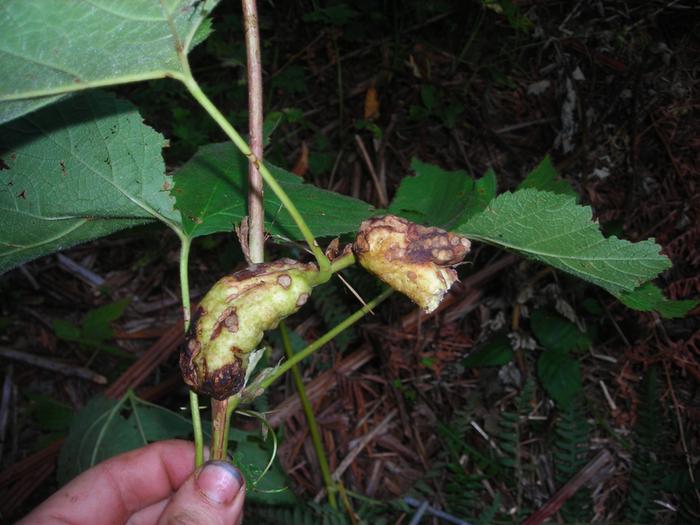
[196,461,244,504]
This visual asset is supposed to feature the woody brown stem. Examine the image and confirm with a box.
[210,398,230,461]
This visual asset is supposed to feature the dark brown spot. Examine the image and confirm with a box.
[60,160,67,176]
[277,274,292,288]
[198,355,246,400]
[406,271,417,281]
[17,190,26,199]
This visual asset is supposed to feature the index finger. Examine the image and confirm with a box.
[19,440,197,524]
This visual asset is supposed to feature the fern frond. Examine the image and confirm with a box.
[553,393,592,522]
[624,366,663,524]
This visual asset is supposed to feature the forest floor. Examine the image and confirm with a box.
[1,1,699,523]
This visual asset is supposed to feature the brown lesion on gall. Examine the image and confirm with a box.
[197,355,246,400]
[296,293,309,307]
[277,274,292,288]
[353,215,471,313]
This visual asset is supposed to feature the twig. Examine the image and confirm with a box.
[0,346,106,384]
[354,134,388,207]
[663,361,700,507]
[404,497,474,525]
[0,365,13,462]
[314,409,396,502]
[242,0,265,264]
[522,449,613,525]
[57,253,105,288]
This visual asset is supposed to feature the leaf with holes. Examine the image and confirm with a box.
[171,142,375,240]
[0,0,219,123]
[455,189,671,295]
[0,90,180,274]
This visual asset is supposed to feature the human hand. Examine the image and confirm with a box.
[18,439,245,525]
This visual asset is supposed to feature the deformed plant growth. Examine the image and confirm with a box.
[0,0,697,521]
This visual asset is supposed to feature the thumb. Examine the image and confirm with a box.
[157,460,245,525]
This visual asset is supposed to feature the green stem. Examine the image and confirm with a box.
[178,235,204,467]
[280,322,337,510]
[259,288,393,391]
[181,76,330,274]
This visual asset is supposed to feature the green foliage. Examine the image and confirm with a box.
[624,367,664,524]
[616,282,698,319]
[310,279,357,353]
[52,299,132,358]
[251,501,350,525]
[171,142,375,240]
[303,4,358,26]
[409,85,465,129]
[517,156,577,197]
[0,0,218,124]
[58,391,292,501]
[388,158,496,230]
[530,310,590,354]
[0,91,179,274]
[553,395,592,522]
[455,188,671,295]
[531,310,589,408]
[463,332,514,367]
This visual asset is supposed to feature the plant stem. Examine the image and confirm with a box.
[259,288,393,391]
[178,235,204,467]
[242,0,265,265]
[210,398,230,461]
[181,76,330,274]
[280,322,337,510]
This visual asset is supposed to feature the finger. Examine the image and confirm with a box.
[126,498,169,525]
[156,461,245,525]
[18,440,197,525]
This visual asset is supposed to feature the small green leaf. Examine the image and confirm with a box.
[531,310,590,354]
[615,282,698,319]
[52,319,82,341]
[28,394,74,433]
[303,3,358,25]
[172,142,374,240]
[537,350,581,408]
[388,158,496,230]
[0,91,181,274]
[518,156,577,197]
[233,436,296,504]
[0,0,219,123]
[455,189,671,294]
[131,403,193,441]
[463,333,514,367]
[82,299,130,341]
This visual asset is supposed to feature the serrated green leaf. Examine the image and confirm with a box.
[387,158,496,230]
[455,189,671,294]
[0,91,180,274]
[463,333,514,367]
[171,142,374,240]
[0,0,219,123]
[537,350,580,408]
[614,282,698,319]
[531,310,590,354]
[518,156,577,197]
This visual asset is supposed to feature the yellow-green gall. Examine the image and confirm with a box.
[353,215,470,313]
[180,259,317,399]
